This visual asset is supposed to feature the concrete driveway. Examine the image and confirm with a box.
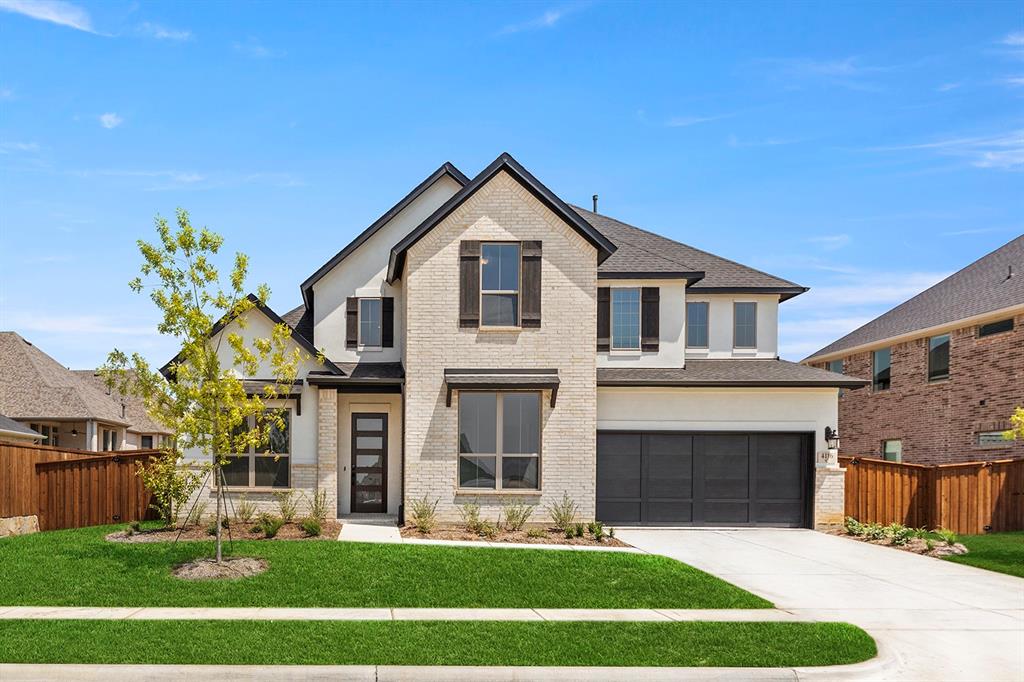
[616,528,1024,681]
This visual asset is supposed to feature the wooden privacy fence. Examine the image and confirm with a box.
[840,456,1024,535]
[1,441,159,531]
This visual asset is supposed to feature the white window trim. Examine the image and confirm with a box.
[479,242,522,329]
[882,439,903,462]
[685,300,710,349]
[221,409,293,490]
[732,301,758,349]
[357,297,383,351]
[610,286,642,352]
[457,390,541,492]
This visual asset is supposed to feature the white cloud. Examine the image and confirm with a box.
[0,86,14,99]
[98,112,123,129]
[727,134,804,147]
[1001,75,1024,87]
[758,56,893,91]
[232,37,284,59]
[0,141,39,153]
[1001,31,1024,46]
[805,234,851,251]
[137,21,191,41]
[498,3,586,35]
[936,82,962,92]
[0,0,96,33]
[942,226,1013,236]
[865,130,1024,171]
[666,115,725,128]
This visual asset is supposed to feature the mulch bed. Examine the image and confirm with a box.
[172,557,268,581]
[106,520,342,543]
[400,525,629,547]
[827,529,968,557]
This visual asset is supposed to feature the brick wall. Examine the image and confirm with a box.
[830,312,1024,465]
[403,171,598,522]
[183,462,319,521]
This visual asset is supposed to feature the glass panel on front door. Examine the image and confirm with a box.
[351,413,387,513]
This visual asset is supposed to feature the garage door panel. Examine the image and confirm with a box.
[646,434,692,498]
[645,500,693,523]
[597,500,641,524]
[754,501,804,526]
[703,501,750,524]
[596,434,642,498]
[757,434,804,500]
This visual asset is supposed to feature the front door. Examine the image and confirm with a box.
[351,413,387,513]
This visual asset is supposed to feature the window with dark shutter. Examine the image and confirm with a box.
[459,241,481,328]
[641,287,660,352]
[346,297,358,349]
[382,297,394,348]
[597,287,610,352]
[521,241,542,328]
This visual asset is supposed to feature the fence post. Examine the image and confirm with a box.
[926,466,940,531]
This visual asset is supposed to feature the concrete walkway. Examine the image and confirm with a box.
[337,515,402,543]
[616,528,1024,681]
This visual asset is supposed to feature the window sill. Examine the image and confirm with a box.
[476,326,522,333]
[358,346,384,353]
[455,488,542,496]
[927,377,950,385]
[609,348,642,356]
[213,487,294,493]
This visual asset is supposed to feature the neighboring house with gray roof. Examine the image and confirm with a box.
[803,235,1023,464]
[0,414,41,443]
[175,152,860,529]
[0,332,171,451]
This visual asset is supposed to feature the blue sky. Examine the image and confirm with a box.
[1,1,1021,369]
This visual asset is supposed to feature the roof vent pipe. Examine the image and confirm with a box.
[592,194,599,213]
[1008,265,1014,281]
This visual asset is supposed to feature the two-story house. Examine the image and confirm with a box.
[179,153,863,528]
[804,235,1023,465]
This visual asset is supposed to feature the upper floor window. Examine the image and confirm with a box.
[828,359,843,374]
[733,302,757,348]
[611,287,641,350]
[873,347,891,391]
[458,391,540,490]
[686,302,709,348]
[978,318,1014,338]
[882,439,902,462]
[480,243,520,327]
[359,298,382,348]
[927,334,950,382]
[975,431,1009,448]
[141,435,154,449]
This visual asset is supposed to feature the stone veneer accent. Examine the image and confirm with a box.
[813,467,845,529]
[402,170,598,522]
[317,387,339,518]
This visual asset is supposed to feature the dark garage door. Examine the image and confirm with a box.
[596,432,812,527]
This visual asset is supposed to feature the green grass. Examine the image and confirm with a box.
[0,620,876,667]
[943,531,1024,579]
[0,525,770,609]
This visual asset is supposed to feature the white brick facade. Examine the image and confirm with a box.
[402,171,598,522]
[814,467,846,529]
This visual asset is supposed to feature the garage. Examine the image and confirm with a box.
[596,431,813,527]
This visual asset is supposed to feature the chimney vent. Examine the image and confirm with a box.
[592,194,599,213]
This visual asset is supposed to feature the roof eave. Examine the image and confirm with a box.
[598,271,706,283]
[598,379,869,389]
[689,286,809,302]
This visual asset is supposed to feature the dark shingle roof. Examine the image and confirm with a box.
[281,304,314,347]
[572,206,807,299]
[598,359,867,388]
[0,414,41,439]
[804,235,1024,362]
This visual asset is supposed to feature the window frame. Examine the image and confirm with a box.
[733,301,758,349]
[685,301,709,349]
[222,408,293,489]
[872,347,891,391]
[141,435,154,449]
[357,297,383,350]
[457,390,541,492]
[882,439,902,462]
[30,422,60,447]
[479,242,522,329]
[610,286,642,351]
[975,431,1010,448]
[927,333,950,382]
[978,318,1014,338]
[101,427,119,452]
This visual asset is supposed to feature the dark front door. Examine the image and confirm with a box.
[351,413,387,513]
[596,431,811,527]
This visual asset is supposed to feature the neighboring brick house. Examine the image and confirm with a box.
[176,153,863,528]
[804,235,1024,465]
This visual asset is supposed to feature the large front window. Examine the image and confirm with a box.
[611,287,641,350]
[358,298,382,348]
[458,391,540,490]
[480,243,520,327]
[222,409,291,488]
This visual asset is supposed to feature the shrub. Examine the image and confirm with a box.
[305,489,329,524]
[205,516,230,536]
[129,520,142,533]
[844,516,865,536]
[459,499,483,534]
[526,527,547,539]
[934,527,959,546]
[479,521,499,539]
[136,451,202,526]
[501,498,534,532]
[186,500,208,527]
[258,514,284,539]
[573,523,586,538]
[408,495,439,534]
[274,490,298,523]
[564,527,576,540]
[300,517,322,537]
[545,492,579,532]
[588,521,605,541]
[234,495,256,524]
[862,522,887,541]
[886,523,914,546]
[925,538,935,552]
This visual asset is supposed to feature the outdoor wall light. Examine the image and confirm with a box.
[825,426,840,450]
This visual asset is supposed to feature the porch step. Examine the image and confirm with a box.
[338,515,402,544]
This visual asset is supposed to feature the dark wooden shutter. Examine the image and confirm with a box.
[459,240,481,328]
[521,241,542,328]
[382,297,394,348]
[641,287,660,352]
[597,287,610,352]
[346,297,358,349]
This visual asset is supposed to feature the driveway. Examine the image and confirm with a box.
[617,528,1024,681]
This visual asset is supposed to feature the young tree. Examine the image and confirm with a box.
[103,208,313,562]
[1005,407,1024,442]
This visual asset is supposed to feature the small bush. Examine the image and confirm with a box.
[300,517,322,537]
[588,521,605,541]
[844,516,865,536]
[479,521,498,539]
[564,527,575,540]
[545,492,579,532]
[186,500,208,527]
[925,538,935,552]
[408,495,439,534]
[886,523,914,546]
[459,499,483,534]
[526,527,547,539]
[573,523,586,538]
[205,516,230,536]
[257,514,284,539]
[305,489,329,524]
[934,527,959,546]
[234,495,256,524]
[502,498,534,532]
[862,522,887,541]
[274,490,298,523]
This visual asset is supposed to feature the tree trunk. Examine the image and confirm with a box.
[215,463,223,563]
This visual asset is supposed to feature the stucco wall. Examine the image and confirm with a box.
[684,293,780,359]
[597,279,687,368]
[402,170,599,522]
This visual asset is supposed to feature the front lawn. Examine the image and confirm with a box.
[0,525,770,609]
[0,620,877,668]
[943,531,1024,579]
